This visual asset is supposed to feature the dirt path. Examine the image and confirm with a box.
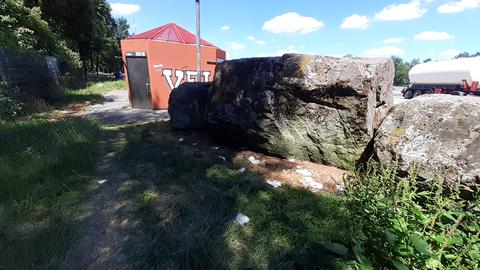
[63,90,168,269]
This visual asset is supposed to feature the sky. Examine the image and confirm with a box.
[108,0,480,61]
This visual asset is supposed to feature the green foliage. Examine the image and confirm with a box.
[0,0,80,67]
[0,81,23,121]
[345,164,480,269]
[392,56,415,86]
[0,118,101,269]
[455,51,480,59]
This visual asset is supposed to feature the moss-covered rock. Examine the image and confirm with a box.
[207,54,394,169]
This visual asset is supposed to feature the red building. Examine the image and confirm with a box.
[121,23,226,109]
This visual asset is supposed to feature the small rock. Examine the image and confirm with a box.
[234,213,250,226]
[288,158,295,162]
[248,156,261,165]
[266,180,282,188]
[178,138,184,142]
[282,169,290,174]
[192,142,197,146]
[238,167,246,173]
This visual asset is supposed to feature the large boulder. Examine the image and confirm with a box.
[374,95,480,187]
[168,82,211,129]
[207,54,394,169]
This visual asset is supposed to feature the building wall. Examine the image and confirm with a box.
[121,39,225,109]
[0,47,62,101]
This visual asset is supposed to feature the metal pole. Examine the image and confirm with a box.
[195,0,201,81]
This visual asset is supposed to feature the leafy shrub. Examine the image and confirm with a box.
[345,164,480,269]
[0,81,23,121]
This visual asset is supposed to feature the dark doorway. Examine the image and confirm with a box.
[126,56,152,109]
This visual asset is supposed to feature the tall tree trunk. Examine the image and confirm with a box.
[83,61,88,80]
[96,53,99,74]
[90,53,94,72]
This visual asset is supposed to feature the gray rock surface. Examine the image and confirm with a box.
[374,95,480,186]
[207,54,394,169]
[169,82,210,129]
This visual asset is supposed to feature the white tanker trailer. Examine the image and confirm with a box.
[402,57,480,99]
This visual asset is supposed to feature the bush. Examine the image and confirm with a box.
[0,81,23,121]
[345,164,480,269]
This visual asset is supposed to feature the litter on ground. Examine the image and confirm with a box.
[288,158,295,162]
[296,168,313,177]
[248,156,262,165]
[178,138,184,142]
[192,142,197,146]
[234,213,250,226]
[336,184,346,193]
[300,177,324,191]
[266,180,282,188]
[218,156,227,162]
[238,167,246,173]
[97,180,108,185]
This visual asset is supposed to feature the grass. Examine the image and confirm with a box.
[114,122,359,269]
[0,118,101,269]
[0,74,118,269]
[61,75,126,105]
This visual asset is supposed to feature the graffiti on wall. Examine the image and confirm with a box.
[162,69,211,90]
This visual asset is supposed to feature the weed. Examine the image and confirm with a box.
[345,163,480,269]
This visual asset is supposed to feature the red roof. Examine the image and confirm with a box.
[128,23,216,47]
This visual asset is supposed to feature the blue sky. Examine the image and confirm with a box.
[109,0,480,60]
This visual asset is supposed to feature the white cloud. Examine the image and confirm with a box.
[441,49,462,58]
[438,0,480,13]
[246,36,267,46]
[382,37,406,44]
[227,42,246,51]
[262,12,325,34]
[414,31,454,40]
[340,14,369,30]
[220,25,230,31]
[374,0,428,21]
[110,3,140,16]
[256,40,267,46]
[363,46,405,57]
[275,45,299,56]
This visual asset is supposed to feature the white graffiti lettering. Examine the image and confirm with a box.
[162,69,212,90]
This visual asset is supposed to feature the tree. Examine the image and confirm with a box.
[0,0,79,67]
[455,51,480,59]
[392,56,412,86]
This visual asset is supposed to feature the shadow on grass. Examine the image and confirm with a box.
[114,122,358,270]
[0,118,101,269]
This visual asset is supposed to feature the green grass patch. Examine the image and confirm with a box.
[62,77,126,105]
[0,118,101,269]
